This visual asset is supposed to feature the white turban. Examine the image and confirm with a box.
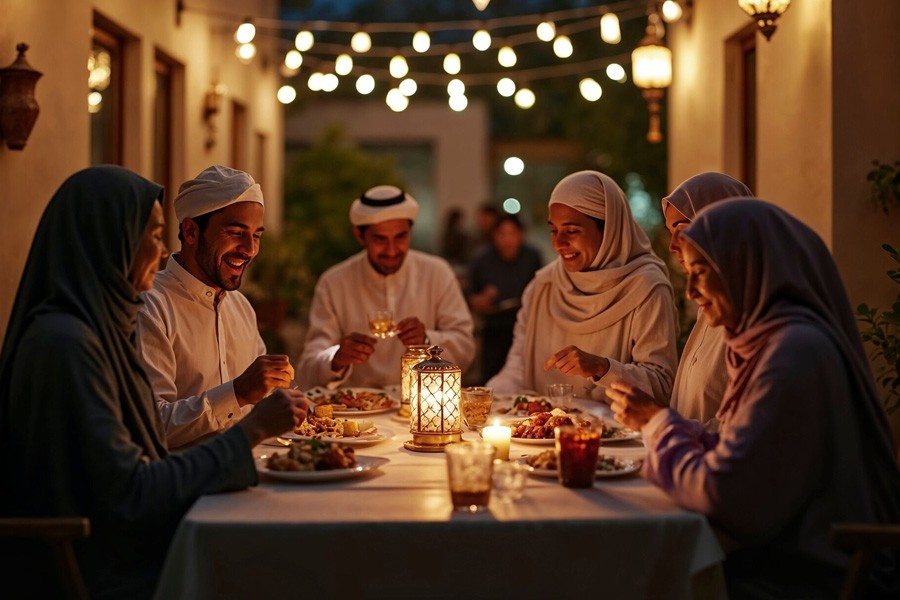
[349,185,419,226]
[174,165,264,222]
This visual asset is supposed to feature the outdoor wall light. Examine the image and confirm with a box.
[0,43,42,151]
[203,82,225,150]
[738,0,791,41]
[631,16,671,144]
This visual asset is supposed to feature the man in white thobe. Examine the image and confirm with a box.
[298,185,475,389]
[137,166,295,449]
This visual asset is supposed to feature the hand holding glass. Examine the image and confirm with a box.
[368,309,396,339]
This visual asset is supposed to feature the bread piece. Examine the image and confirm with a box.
[314,404,333,419]
[342,419,360,437]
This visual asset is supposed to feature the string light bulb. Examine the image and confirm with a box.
[600,13,621,44]
[514,87,535,109]
[321,73,339,92]
[472,29,492,51]
[295,30,314,52]
[277,85,297,104]
[335,53,353,76]
[553,35,573,58]
[443,53,461,75]
[579,77,603,101]
[497,46,517,68]
[661,1,684,23]
[496,77,516,97]
[350,31,371,53]
[386,87,408,112]
[472,0,490,10]
[449,94,468,112]
[447,78,465,97]
[236,43,256,64]
[356,73,375,95]
[307,72,324,91]
[412,30,431,53]
[399,77,418,96]
[284,50,303,70]
[606,63,627,82]
[390,55,409,78]
[235,19,256,44]
[536,21,556,42]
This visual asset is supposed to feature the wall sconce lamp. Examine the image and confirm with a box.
[0,43,42,151]
[631,15,672,144]
[203,82,225,150]
[738,0,791,41]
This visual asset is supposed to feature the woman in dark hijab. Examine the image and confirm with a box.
[0,166,307,599]
[608,199,900,597]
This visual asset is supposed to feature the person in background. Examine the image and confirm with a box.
[662,172,752,426]
[608,199,900,598]
[475,203,500,248]
[0,166,307,599]
[137,166,296,449]
[298,185,475,388]
[488,171,678,403]
[440,207,471,274]
[468,213,543,382]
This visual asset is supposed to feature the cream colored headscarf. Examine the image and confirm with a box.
[662,172,752,220]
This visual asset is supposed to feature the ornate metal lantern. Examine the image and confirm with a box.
[399,344,431,419]
[404,346,462,452]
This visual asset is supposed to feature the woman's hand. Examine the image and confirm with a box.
[543,345,610,379]
[237,388,310,447]
[606,382,662,431]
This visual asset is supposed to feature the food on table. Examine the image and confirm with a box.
[600,424,639,440]
[496,395,581,416]
[266,439,357,472]
[524,449,640,473]
[510,409,577,439]
[294,415,375,438]
[314,389,394,411]
[314,404,334,419]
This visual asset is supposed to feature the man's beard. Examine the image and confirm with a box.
[197,238,243,291]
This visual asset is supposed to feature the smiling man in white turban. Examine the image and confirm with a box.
[298,185,475,388]
[137,165,299,449]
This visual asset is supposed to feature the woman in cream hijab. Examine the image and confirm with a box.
[488,170,678,403]
[663,172,753,425]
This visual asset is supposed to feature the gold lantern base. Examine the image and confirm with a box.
[404,431,463,453]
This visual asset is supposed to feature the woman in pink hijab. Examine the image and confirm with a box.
[608,199,900,597]
[663,172,752,425]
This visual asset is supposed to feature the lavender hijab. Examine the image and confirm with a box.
[681,198,900,534]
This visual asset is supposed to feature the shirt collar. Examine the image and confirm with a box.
[166,254,222,307]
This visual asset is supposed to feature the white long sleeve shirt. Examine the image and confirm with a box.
[298,250,475,388]
[137,256,265,449]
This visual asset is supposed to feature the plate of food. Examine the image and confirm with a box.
[599,423,642,443]
[258,440,389,482]
[494,394,581,417]
[508,409,590,444]
[305,387,399,416]
[519,450,642,479]
[281,412,395,447]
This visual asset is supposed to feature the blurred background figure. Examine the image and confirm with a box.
[475,203,501,249]
[468,214,543,382]
[440,207,472,276]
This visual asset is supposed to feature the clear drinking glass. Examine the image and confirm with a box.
[492,459,529,503]
[547,383,574,407]
[445,441,496,512]
[460,386,493,432]
[367,309,396,339]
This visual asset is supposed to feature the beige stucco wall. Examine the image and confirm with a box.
[0,0,284,342]
[668,0,900,443]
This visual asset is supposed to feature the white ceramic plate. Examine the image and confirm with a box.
[509,435,555,446]
[281,427,396,447]
[305,387,399,416]
[600,427,642,443]
[517,455,642,479]
[257,455,389,482]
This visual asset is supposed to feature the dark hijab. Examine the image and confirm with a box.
[0,165,167,459]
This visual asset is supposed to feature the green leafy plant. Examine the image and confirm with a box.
[857,244,900,415]
[866,160,900,214]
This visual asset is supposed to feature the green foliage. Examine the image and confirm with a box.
[857,244,900,415]
[866,160,900,214]
[283,124,406,279]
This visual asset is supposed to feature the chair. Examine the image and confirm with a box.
[0,517,90,600]
[830,522,900,600]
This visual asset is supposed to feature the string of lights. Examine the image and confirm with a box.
[181,1,687,115]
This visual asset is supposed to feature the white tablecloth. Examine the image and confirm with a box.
[155,406,725,599]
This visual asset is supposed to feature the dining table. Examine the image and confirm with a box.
[154,396,726,599]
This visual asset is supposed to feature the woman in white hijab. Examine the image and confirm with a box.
[488,171,678,403]
[663,172,753,425]
[609,199,900,597]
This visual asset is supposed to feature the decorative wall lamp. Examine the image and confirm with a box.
[0,43,42,150]
[405,346,463,452]
[738,0,791,41]
[631,15,672,144]
[203,82,225,150]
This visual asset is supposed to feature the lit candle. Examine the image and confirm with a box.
[482,421,511,461]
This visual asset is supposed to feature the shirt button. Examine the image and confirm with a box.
[206,291,212,297]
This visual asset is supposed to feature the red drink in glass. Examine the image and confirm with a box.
[555,425,600,488]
